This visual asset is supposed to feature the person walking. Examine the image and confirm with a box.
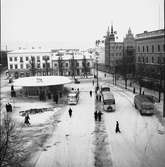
[115,121,121,133]
[98,110,103,121]
[94,110,98,121]
[68,108,72,117]
[24,113,31,126]
[90,90,92,97]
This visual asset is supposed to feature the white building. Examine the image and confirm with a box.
[7,48,53,78]
[52,52,94,76]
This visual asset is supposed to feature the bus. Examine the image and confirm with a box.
[67,91,79,105]
[134,95,154,115]
[100,84,110,94]
[102,92,115,112]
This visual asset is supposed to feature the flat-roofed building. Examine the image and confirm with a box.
[7,48,53,78]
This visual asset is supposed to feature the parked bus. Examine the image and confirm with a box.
[134,95,154,115]
[67,90,79,105]
[100,84,110,94]
[102,92,115,112]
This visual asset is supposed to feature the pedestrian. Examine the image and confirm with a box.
[92,80,94,86]
[99,94,101,102]
[96,94,98,101]
[115,121,121,133]
[6,103,9,112]
[98,110,103,121]
[68,107,72,117]
[8,103,12,112]
[94,110,98,121]
[24,113,31,126]
[104,73,106,78]
[90,90,92,97]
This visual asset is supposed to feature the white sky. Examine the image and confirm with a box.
[1,0,164,50]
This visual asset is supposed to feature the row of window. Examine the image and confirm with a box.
[9,56,50,62]
[106,45,123,50]
[137,44,165,53]
[54,62,90,67]
[137,56,165,64]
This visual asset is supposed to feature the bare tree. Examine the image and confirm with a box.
[29,56,36,76]
[0,117,27,167]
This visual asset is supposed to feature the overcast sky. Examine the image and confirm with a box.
[1,0,164,50]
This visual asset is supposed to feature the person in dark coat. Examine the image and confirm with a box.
[68,108,72,117]
[94,110,98,121]
[8,103,12,112]
[98,110,103,121]
[24,113,30,126]
[6,103,9,112]
[90,90,92,97]
[115,121,121,133]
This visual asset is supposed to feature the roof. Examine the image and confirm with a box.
[102,92,114,100]
[134,95,153,103]
[13,76,71,87]
[8,49,52,54]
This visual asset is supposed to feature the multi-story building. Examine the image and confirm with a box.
[104,25,123,73]
[52,52,94,76]
[7,48,53,78]
[135,29,165,88]
[123,28,136,76]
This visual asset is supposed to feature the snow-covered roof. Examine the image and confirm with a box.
[8,49,52,54]
[13,76,71,87]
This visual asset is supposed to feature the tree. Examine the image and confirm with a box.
[70,56,77,79]
[82,56,89,78]
[58,56,63,76]
[29,56,36,76]
[0,117,27,167]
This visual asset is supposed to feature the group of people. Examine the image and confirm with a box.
[5,103,12,112]
[94,110,103,121]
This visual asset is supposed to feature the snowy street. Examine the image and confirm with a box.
[31,81,165,167]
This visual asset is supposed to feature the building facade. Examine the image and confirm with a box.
[7,49,53,78]
[52,53,94,77]
[104,25,123,74]
[123,28,136,76]
[135,29,165,89]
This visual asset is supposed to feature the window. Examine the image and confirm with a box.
[26,57,28,61]
[146,46,149,52]
[158,45,160,52]
[47,63,50,68]
[143,57,144,63]
[10,64,13,69]
[152,57,154,63]
[14,57,17,61]
[15,64,18,69]
[157,57,160,64]
[20,64,23,69]
[9,57,12,61]
[138,46,140,52]
[143,46,145,52]
[65,63,68,67]
[43,63,46,68]
[152,45,154,53]
[146,57,148,63]
[37,56,40,61]
[20,57,23,62]
[138,57,141,62]
[54,63,57,67]
[26,64,29,69]
[37,64,40,68]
